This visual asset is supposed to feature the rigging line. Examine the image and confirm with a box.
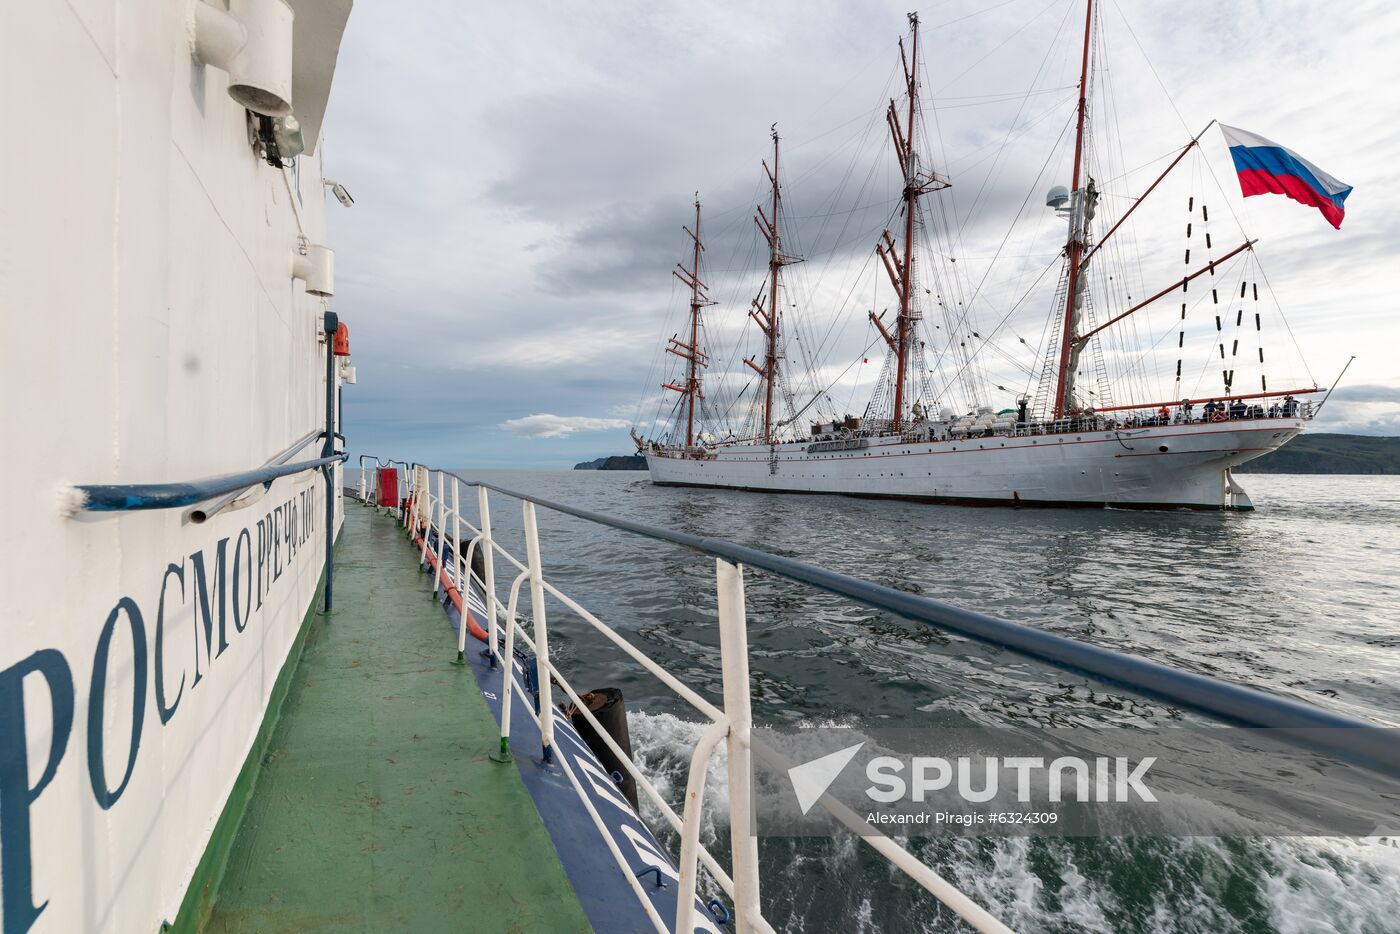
[1107,0,1187,131]
[790,39,903,147]
[915,35,989,409]
[932,85,1077,103]
[1115,257,1249,394]
[932,92,1083,111]
[942,93,1076,176]
[1094,144,1181,187]
[635,258,686,430]
[1105,0,1255,266]
[1091,14,1149,404]
[788,56,902,154]
[789,332,889,424]
[929,0,1026,30]
[708,175,768,404]
[791,64,896,279]
[791,146,901,380]
[930,0,1067,97]
[805,222,889,382]
[935,254,1062,404]
[1249,257,1318,387]
[785,196,900,222]
[956,106,1077,331]
[956,0,1077,238]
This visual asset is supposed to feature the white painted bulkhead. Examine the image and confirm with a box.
[0,2,350,931]
[647,420,1304,509]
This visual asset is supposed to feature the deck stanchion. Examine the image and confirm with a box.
[320,312,338,614]
[451,477,462,594]
[459,532,487,663]
[717,559,761,932]
[674,721,729,934]
[522,501,555,764]
[433,470,446,599]
[492,572,529,763]
[478,486,500,668]
[417,467,432,568]
[397,468,405,525]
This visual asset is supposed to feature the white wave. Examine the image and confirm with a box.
[628,710,732,848]
[1259,837,1400,934]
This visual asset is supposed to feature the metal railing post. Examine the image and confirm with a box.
[492,572,529,764]
[675,720,729,934]
[718,559,761,932]
[451,476,462,592]
[396,464,406,522]
[522,501,555,763]
[416,467,431,568]
[320,312,337,614]
[478,486,500,667]
[433,470,447,599]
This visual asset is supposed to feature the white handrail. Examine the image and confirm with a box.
[539,580,725,723]
[522,501,556,760]
[716,558,761,930]
[496,569,529,760]
[674,720,729,934]
[539,647,739,898]
[478,485,500,652]
[375,467,1012,933]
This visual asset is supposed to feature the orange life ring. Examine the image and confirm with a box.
[1210,411,1226,423]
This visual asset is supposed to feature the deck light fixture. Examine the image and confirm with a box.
[323,179,354,207]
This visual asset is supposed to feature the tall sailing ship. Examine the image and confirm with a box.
[636,5,1327,510]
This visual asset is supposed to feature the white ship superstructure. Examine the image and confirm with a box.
[0,2,353,929]
[637,5,1322,510]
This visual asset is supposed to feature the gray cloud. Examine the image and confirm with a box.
[324,1,1400,467]
[499,414,631,438]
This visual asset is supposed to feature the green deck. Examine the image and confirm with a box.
[202,504,591,933]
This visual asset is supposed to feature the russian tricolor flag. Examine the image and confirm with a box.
[1220,124,1352,228]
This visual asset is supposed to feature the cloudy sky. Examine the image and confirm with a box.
[324,0,1400,469]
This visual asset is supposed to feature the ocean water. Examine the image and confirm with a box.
[449,470,1400,933]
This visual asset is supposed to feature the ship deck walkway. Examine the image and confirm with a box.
[204,505,590,933]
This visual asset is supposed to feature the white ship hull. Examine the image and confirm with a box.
[647,418,1304,510]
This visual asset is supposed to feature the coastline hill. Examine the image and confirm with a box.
[574,455,647,471]
[1237,434,1400,474]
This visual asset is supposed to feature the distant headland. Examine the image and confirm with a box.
[573,455,647,471]
[1236,433,1399,474]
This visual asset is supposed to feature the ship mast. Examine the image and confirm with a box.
[747,128,790,443]
[893,14,920,432]
[1053,0,1096,419]
[871,13,945,432]
[665,197,712,448]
